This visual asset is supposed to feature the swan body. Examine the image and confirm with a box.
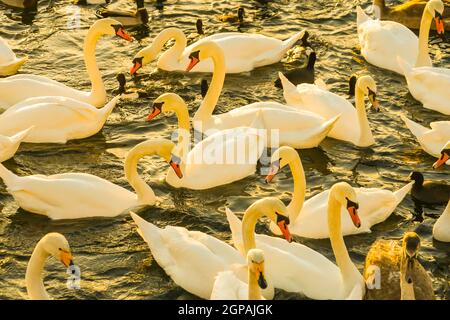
[211,249,267,300]
[26,233,73,300]
[357,0,440,75]
[0,19,132,109]
[280,73,379,147]
[0,36,27,76]
[130,197,292,300]
[130,27,305,74]
[0,127,33,162]
[364,232,435,299]
[265,146,413,239]
[0,138,178,219]
[226,182,366,300]
[433,200,450,242]
[398,58,450,115]
[183,42,338,149]
[401,115,450,165]
[149,93,266,190]
[371,0,450,30]
[0,95,126,144]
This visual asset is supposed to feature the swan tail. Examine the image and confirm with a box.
[281,30,306,53]
[225,208,244,252]
[0,162,17,187]
[100,95,121,116]
[397,56,412,76]
[401,115,428,138]
[11,126,34,143]
[393,181,414,207]
[356,6,370,26]
[278,72,297,92]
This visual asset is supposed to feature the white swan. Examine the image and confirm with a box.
[433,200,450,242]
[279,73,379,147]
[211,249,267,300]
[356,0,444,75]
[401,115,450,166]
[0,19,132,109]
[433,141,450,169]
[183,41,339,149]
[130,27,305,74]
[147,93,266,190]
[0,94,134,144]
[0,127,33,162]
[226,182,366,299]
[0,36,27,76]
[26,233,73,300]
[265,146,413,239]
[398,57,450,115]
[130,197,292,300]
[0,138,180,219]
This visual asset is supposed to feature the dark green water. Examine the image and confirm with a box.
[0,0,448,299]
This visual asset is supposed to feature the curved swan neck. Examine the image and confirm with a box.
[416,9,433,67]
[242,208,265,254]
[194,44,225,122]
[287,156,306,222]
[25,242,50,300]
[124,142,158,204]
[84,26,107,107]
[171,101,191,163]
[328,195,359,284]
[355,86,374,146]
[157,28,188,68]
[248,268,261,300]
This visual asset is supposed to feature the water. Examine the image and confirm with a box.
[0,0,448,300]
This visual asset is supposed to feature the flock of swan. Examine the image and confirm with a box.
[0,0,449,300]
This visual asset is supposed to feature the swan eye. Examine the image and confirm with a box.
[276,213,290,225]
[345,197,359,210]
[132,57,143,65]
[188,50,200,61]
[58,248,62,251]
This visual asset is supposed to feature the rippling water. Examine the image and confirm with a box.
[0,0,448,300]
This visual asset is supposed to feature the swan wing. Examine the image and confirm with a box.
[211,271,248,300]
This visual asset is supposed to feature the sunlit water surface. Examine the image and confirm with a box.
[0,0,448,300]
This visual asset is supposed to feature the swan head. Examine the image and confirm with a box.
[330,182,361,228]
[40,233,73,268]
[433,141,450,169]
[426,0,445,35]
[265,146,298,183]
[93,18,133,41]
[247,249,267,290]
[401,232,421,284]
[186,41,222,72]
[147,93,187,123]
[358,75,379,112]
[154,139,183,179]
[249,197,292,242]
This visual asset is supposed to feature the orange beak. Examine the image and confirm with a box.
[435,16,445,35]
[265,160,280,183]
[130,62,142,75]
[277,221,292,243]
[433,152,449,169]
[170,162,183,179]
[186,57,199,72]
[347,207,361,228]
[146,107,161,121]
[60,251,73,268]
[116,27,133,41]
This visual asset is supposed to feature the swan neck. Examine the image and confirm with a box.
[328,196,358,283]
[416,10,432,67]
[25,242,50,300]
[287,156,306,222]
[248,268,261,300]
[158,29,187,68]
[242,208,264,254]
[195,45,225,122]
[84,27,106,106]
[355,87,374,146]
[400,256,416,300]
[124,142,157,204]
[172,102,191,163]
